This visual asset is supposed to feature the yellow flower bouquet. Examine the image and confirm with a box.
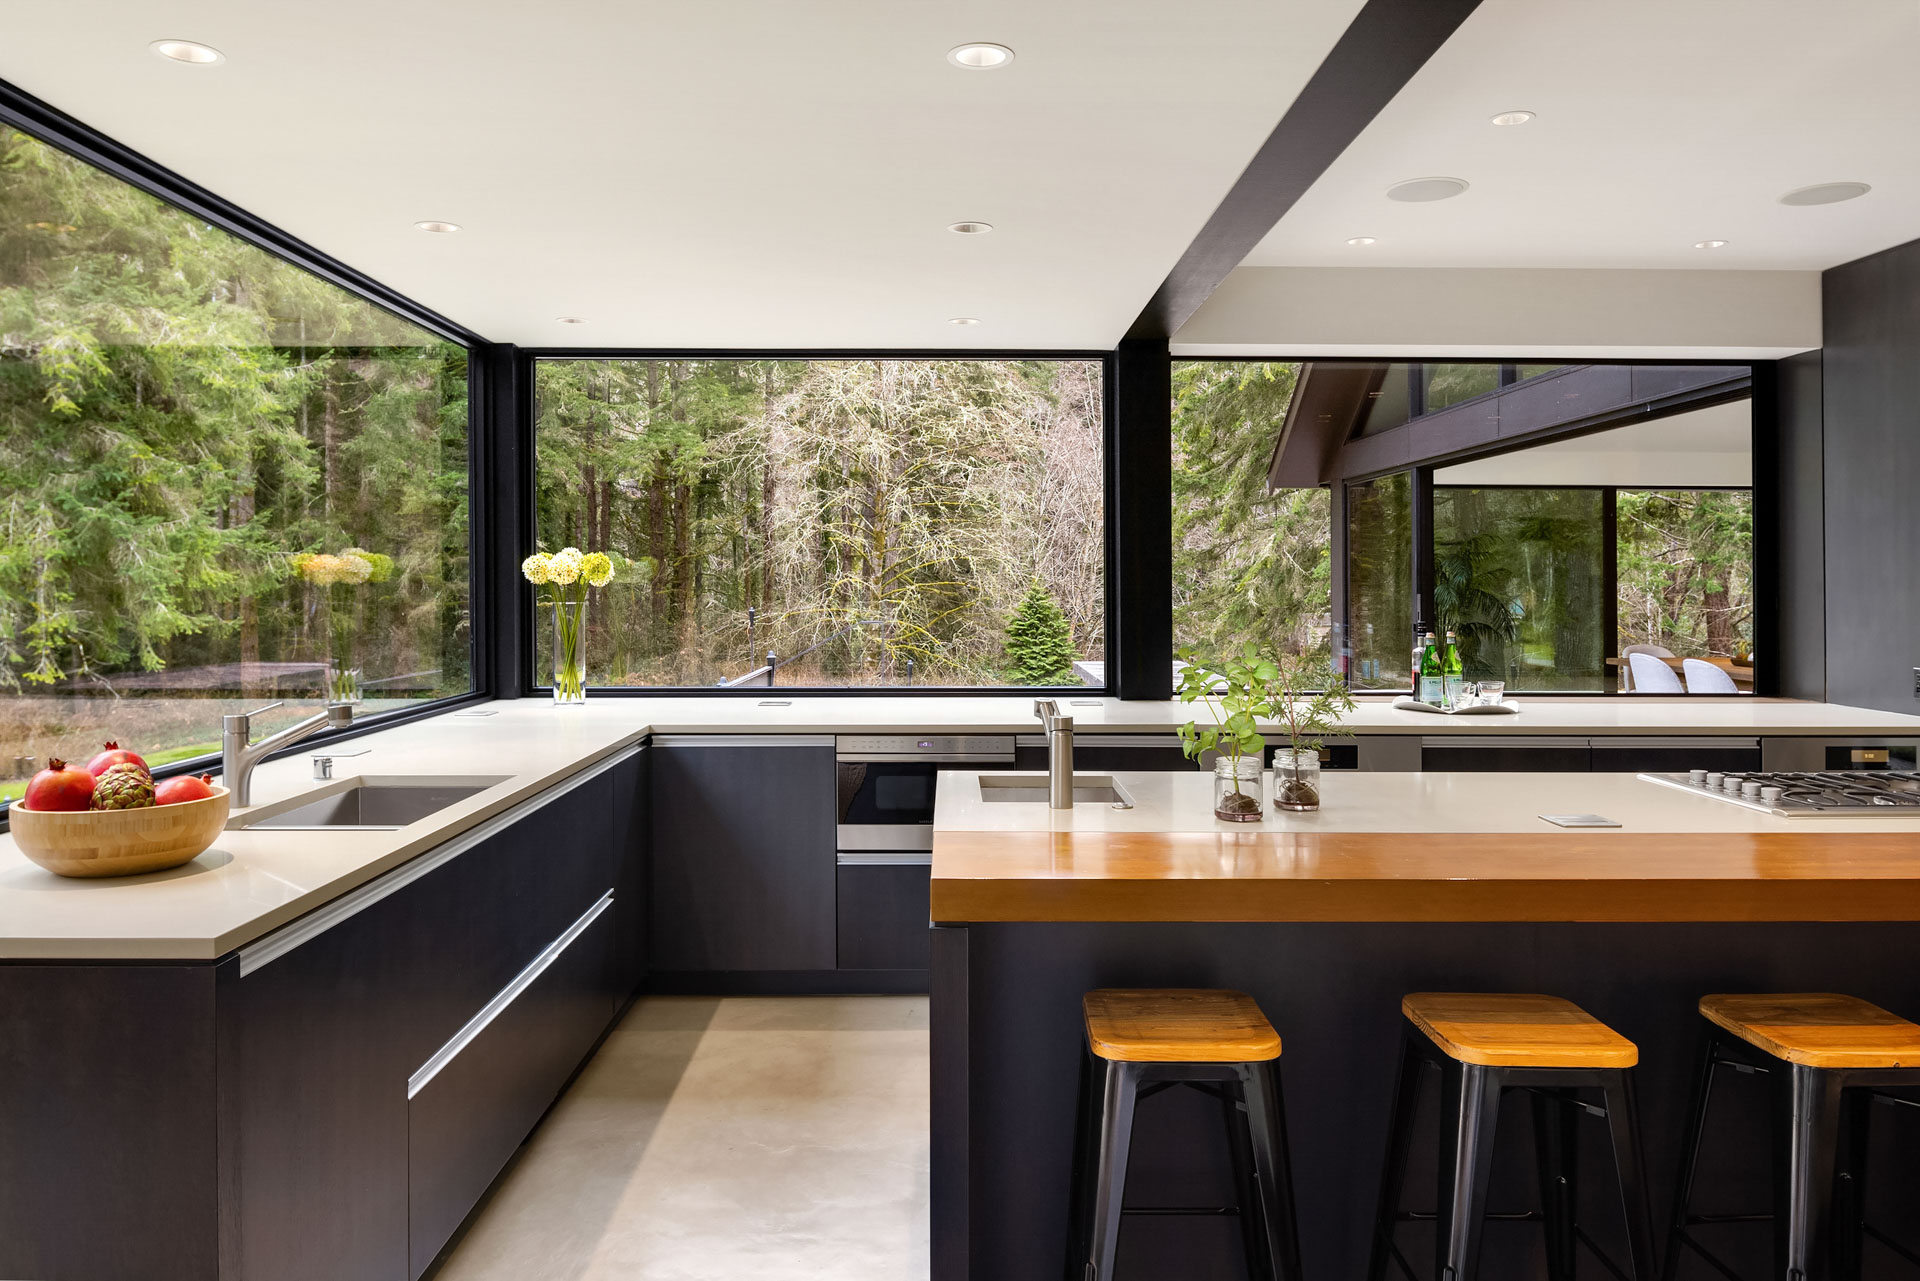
[293,547,394,703]
[523,547,614,704]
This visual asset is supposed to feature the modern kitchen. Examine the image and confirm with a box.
[4,2,1920,1281]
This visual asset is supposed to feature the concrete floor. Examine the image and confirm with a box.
[432,995,930,1281]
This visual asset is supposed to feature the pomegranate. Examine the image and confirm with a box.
[21,759,97,812]
[155,774,217,806]
[85,740,149,779]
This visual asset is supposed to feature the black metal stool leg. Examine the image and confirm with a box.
[1664,1031,1723,1281]
[1436,1060,1503,1281]
[1066,1046,1100,1281]
[1773,1063,1844,1281]
[1833,1087,1872,1281]
[1601,1068,1660,1281]
[1242,1061,1305,1281]
[1532,1088,1580,1281]
[1084,1060,1140,1281]
[1220,1075,1266,1279]
[1369,1031,1426,1281]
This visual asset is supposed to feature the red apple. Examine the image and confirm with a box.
[85,741,149,779]
[21,759,97,812]
[155,774,217,806]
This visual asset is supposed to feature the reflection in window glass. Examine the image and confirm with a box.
[1354,364,1413,437]
[1423,363,1501,412]
[1171,361,1330,665]
[1434,488,1605,691]
[1347,473,1413,689]
[1516,364,1567,382]
[1617,490,1753,661]
[0,125,472,805]
[533,358,1105,688]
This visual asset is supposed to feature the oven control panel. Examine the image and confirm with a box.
[835,735,1015,760]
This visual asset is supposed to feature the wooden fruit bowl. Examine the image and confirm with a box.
[10,786,231,878]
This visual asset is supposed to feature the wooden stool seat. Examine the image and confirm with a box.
[1401,993,1639,1069]
[1698,992,1920,1068]
[1082,989,1282,1063]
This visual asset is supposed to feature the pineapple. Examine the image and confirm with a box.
[92,762,156,810]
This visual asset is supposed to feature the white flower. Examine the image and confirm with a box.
[548,547,584,586]
[521,552,553,585]
[336,554,373,585]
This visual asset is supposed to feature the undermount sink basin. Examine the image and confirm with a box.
[230,776,510,831]
[977,774,1133,805]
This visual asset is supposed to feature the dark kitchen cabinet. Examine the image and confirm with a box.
[1422,736,1592,772]
[837,861,932,971]
[611,746,649,999]
[649,736,837,973]
[1590,737,1762,775]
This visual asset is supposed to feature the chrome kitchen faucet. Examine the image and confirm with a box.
[1034,699,1074,809]
[222,700,354,807]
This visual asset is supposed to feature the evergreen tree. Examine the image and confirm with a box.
[1003,580,1076,684]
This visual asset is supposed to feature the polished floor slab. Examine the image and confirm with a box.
[431,995,929,1281]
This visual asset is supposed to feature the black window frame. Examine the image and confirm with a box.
[520,347,1118,698]
[0,76,495,821]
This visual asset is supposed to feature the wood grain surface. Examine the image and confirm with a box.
[1698,992,1920,1068]
[931,830,1920,923]
[1082,989,1281,1063]
[9,788,230,878]
[1401,992,1637,1068]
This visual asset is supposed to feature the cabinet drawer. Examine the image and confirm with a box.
[407,893,617,1278]
[837,862,931,971]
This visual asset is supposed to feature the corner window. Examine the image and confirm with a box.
[0,124,474,805]
[531,357,1105,689]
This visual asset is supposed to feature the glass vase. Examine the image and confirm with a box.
[548,597,588,705]
[1272,747,1322,812]
[1212,756,1264,823]
[326,663,364,706]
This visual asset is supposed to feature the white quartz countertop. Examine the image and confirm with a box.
[5,693,1920,961]
[932,769,1920,836]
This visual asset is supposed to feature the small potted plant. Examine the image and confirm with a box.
[1176,644,1277,822]
[1264,652,1356,812]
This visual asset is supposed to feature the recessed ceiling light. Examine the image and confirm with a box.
[1346,236,1378,246]
[1694,239,1729,250]
[947,43,1014,70]
[150,39,224,65]
[555,316,588,325]
[1386,177,1469,203]
[949,317,982,326]
[947,221,994,235]
[414,220,462,233]
[1779,182,1871,207]
[1489,110,1535,126]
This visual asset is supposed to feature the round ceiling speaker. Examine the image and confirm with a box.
[1779,182,1870,206]
[1386,177,1470,203]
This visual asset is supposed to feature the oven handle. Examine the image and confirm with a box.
[834,753,1016,763]
[836,851,933,866]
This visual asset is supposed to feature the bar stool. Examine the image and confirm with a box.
[1369,993,1659,1281]
[1066,989,1303,1281]
[1665,993,1920,1281]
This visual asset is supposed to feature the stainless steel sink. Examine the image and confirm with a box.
[977,773,1133,806]
[230,776,509,831]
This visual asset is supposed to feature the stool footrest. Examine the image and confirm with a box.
[1398,1209,1541,1224]
[1121,1205,1239,1217]
[1865,1222,1920,1270]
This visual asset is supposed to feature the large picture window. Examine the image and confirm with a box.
[532,357,1104,689]
[0,125,473,804]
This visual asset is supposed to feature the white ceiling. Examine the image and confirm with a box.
[1435,399,1753,488]
[0,0,1367,348]
[1245,0,1920,272]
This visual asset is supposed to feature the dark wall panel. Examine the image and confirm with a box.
[1770,350,1826,701]
[1822,243,1920,712]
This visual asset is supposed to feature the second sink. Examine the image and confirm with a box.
[231,776,509,831]
[977,773,1132,806]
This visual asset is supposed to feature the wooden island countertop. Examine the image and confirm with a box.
[929,770,1920,924]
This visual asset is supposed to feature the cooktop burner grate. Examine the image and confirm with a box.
[1639,770,1920,817]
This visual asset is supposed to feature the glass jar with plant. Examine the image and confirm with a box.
[1176,644,1278,823]
[1264,653,1356,812]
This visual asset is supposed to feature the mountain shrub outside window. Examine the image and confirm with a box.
[0,125,473,805]
[532,358,1104,688]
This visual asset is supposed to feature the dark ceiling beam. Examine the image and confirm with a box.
[1125,0,1483,342]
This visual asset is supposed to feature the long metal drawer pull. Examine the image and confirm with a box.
[407,890,614,1100]
[238,744,640,976]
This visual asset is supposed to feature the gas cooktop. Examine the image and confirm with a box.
[1640,770,1920,817]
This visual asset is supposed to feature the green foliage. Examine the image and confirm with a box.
[1171,361,1331,662]
[1617,490,1752,656]
[1174,643,1276,767]
[1003,580,1075,684]
[1265,650,1357,755]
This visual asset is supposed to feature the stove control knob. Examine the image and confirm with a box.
[1760,786,1785,805]
[1706,772,1724,789]
[1741,781,1763,798]
[1689,769,1709,785]
[1727,777,1747,793]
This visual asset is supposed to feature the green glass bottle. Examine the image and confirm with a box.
[1442,629,1465,709]
[1418,631,1443,705]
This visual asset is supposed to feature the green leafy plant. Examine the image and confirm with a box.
[1004,579,1076,685]
[1175,643,1277,818]
[1266,651,1356,808]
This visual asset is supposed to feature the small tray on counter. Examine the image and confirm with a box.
[1391,696,1521,716]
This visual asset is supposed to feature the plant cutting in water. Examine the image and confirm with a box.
[1264,651,1355,810]
[1175,643,1276,820]
[523,547,615,704]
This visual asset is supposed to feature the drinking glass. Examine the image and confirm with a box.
[1478,680,1505,705]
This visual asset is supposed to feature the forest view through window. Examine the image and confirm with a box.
[0,125,472,804]
[533,358,1104,688]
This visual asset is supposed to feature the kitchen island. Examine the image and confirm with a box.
[929,771,1920,1281]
